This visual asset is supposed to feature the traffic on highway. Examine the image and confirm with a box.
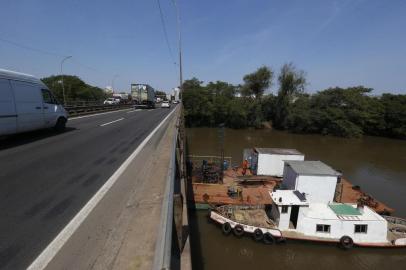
[0,92,178,269]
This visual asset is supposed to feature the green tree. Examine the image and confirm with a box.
[206,81,234,125]
[310,87,385,137]
[182,78,215,127]
[274,63,306,129]
[181,65,406,140]
[286,94,312,133]
[242,66,273,99]
[380,94,406,139]
[226,99,248,128]
[260,94,276,123]
[41,75,107,104]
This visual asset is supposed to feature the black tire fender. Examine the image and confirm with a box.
[253,228,263,241]
[222,222,232,235]
[263,232,275,245]
[339,235,354,250]
[277,237,287,244]
[233,224,245,237]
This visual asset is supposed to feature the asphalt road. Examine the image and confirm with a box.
[0,106,176,270]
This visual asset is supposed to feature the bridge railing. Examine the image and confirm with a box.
[153,108,180,270]
[383,215,406,226]
[65,104,133,117]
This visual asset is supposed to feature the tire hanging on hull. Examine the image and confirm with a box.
[253,228,263,241]
[233,225,245,237]
[263,232,275,244]
[222,222,232,235]
[339,235,354,250]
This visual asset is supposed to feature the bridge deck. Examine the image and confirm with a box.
[42,107,180,269]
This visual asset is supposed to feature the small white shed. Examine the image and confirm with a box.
[243,148,304,177]
[283,161,341,204]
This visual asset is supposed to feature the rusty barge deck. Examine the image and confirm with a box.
[189,167,394,215]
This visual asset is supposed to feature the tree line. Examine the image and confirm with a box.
[41,75,108,104]
[182,64,406,139]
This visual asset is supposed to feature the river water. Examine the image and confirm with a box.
[186,127,406,270]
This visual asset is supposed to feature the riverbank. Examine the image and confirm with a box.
[182,76,406,139]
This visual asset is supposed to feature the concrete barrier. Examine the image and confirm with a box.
[66,104,133,116]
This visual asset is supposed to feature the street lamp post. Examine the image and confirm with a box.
[60,55,72,105]
[112,74,119,94]
[173,0,183,97]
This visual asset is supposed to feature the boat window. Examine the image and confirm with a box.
[354,224,368,233]
[281,205,289,213]
[316,224,330,233]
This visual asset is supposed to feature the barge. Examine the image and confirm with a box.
[209,160,405,248]
[188,149,393,215]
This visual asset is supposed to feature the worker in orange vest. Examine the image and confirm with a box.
[242,159,248,176]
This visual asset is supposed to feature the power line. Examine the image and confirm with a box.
[0,37,66,57]
[0,36,108,76]
[171,0,183,90]
[156,0,176,65]
[70,59,106,74]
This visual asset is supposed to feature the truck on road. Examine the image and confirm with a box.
[131,84,155,109]
[112,93,130,104]
[0,69,68,136]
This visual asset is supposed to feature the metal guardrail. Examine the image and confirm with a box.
[65,104,132,116]
[153,109,180,270]
[383,215,406,226]
[188,155,232,167]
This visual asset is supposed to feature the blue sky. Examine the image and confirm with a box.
[1,0,405,94]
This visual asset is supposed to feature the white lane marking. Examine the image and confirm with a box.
[126,109,141,113]
[28,108,177,270]
[69,108,132,120]
[99,118,124,127]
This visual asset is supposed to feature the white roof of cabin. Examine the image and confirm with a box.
[285,160,341,176]
[303,203,385,221]
[271,190,309,206]
[255,148,303,155]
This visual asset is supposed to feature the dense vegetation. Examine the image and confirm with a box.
[41,75,108,104]
[182,65,406,139]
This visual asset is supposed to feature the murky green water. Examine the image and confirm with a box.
[186,127,406,270]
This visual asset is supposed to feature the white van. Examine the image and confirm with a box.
[0,69,68,136]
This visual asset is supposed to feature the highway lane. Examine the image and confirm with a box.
[0,106,176,269]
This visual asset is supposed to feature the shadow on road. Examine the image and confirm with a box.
[0,127,77,150]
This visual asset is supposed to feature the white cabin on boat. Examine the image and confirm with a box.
[243,148,304,177]
[270,190,388,243]
[211,152,406,247]
[283,160,341,204]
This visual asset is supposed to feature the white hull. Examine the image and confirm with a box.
[210,210,406,248]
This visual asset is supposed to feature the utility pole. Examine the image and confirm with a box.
[112,74,119,94]
[218,123,225,183]
[173,0,183,97]
[60,55,72,105]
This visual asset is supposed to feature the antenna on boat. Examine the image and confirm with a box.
[218,123,225,183]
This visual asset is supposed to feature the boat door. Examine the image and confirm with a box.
[251,151,258,175]
[290,205,299,228]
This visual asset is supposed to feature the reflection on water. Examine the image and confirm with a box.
[186,128,406,270]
